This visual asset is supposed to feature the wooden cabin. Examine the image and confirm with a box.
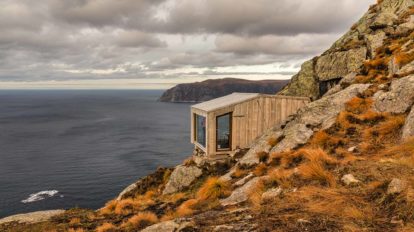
[191,93,310,157]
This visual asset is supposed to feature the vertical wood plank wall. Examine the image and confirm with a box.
[192,95,309,156]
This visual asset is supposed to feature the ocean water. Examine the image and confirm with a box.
[0,90,193,218]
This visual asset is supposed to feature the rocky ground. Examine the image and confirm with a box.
[1,0,413,231]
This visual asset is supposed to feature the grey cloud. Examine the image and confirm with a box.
[215,34,340,55]
[115,30,166,48]
[157,0,374,36]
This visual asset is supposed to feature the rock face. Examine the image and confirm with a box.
[159,78,289,102]
[0,210,65,225]
[279,0,413,100]
[163,165,203,195]
[402,106,414,140]
[273,84,370,153]
[373,75,414,113]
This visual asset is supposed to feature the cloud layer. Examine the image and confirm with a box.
[0,0,375,86]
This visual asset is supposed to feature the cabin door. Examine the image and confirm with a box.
[216,112,232,151]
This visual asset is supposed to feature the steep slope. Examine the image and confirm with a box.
[279,0,414,100]
[1,1,413,231]
[159,78,289,102]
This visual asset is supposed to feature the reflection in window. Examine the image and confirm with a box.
[195,114,206,147]
[217,113,231,150]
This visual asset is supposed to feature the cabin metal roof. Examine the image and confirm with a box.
[191,92,260,112]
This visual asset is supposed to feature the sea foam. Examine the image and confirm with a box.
[21,190,60,203]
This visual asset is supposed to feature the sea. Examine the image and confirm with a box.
[0,90,193,218]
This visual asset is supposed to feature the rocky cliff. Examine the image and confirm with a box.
[1,0,413,231]
[279,0,414,100]
[159,78,289,102]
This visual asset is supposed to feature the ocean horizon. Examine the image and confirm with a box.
[0,89,193,218]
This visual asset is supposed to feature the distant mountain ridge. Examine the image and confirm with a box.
[158,78,290,102]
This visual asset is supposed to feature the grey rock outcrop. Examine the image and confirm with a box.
[402,106,414,140]
[0,210,65,225]
[271,84,370,153]
[163,165,203,195]
[220,177,262,206]
[141,220,180,232]
[117,183,137,201]
[373,75,414,113]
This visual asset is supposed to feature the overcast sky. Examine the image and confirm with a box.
[0,0,375,89]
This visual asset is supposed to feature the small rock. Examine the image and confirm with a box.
[234,173,254,187]
[347,146,357,152]
[117,183,137,201]
[261,187,283,201]
[387,178,407,195]
[297,219,311,224]
[214,225,234,231]
[341,174,360,186]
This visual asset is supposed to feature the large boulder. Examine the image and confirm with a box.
[163,165,203,195]
[220,177,262,206]
[402,106,414,140]
[271,84,370,153]
[373,75,414,113]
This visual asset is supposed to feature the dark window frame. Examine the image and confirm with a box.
[216,112,232,152]
[194,113,206,148]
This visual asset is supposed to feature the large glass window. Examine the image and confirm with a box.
[195,114,206,148]
[216,113,231,150]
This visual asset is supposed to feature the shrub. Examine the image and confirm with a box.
[114,198,139,215]
[100,200,117,215]
[231,167,248,178]
[196,177,231,202]
[121,212,158,231]
[253,163,268,176]
[345,97,373,114]
[96,222,117,232]
[176,199,198,217]
[298,162,336,187]
[256,151,269,163]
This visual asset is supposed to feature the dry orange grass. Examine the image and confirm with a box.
[196,177,231,202]
[280,148,338,168]
[68,217,81,226]
[231,167,248,178]
[266,168,294,189]
[385,137,414,157]
[176,199,198,217]
[99,199,117,215]
[253,163,268,176]
[298,162,336,187]
[345,97,373,114]
[114,198,140,215]
[363,114,405,146]
[96,222,117,232]
[395,52,414,66]
[292,186,371,220]
[121,212,158,231]
[248,180,266,209]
